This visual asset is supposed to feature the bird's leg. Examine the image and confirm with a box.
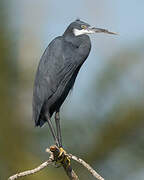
[55,111,62,147]
[55,111,71,167]
[45,114,59,147]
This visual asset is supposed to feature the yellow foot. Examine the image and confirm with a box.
[55,147,71,168]
[58,147,66,158]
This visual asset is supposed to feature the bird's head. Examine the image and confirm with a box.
[64,19,117,37]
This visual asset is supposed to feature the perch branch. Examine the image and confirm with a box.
[68,154,104,180]
[8,146,104,180]
[8,159,53,180]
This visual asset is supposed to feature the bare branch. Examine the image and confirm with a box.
[8,146,104,180]
[68,154,104,180]
[8,159,53,180]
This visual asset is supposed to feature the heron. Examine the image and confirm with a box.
[32,19,116,153]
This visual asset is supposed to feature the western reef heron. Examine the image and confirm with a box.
[32,19,116,150]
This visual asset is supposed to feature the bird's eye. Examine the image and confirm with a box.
[81,25,87,29]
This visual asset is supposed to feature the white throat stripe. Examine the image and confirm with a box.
[73,28,94,36]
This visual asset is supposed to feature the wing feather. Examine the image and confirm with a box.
[32,37,79,124]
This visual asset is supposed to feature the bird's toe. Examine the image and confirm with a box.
[56,147,71,168]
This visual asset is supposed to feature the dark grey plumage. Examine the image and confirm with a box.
[32,19,116,147]
[33,20,91,127]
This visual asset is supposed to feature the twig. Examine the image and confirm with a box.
[8,146,104,180]
[68,154,104,180]
[8,159,53,180]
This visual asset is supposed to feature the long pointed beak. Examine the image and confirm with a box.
[87,27,118,35]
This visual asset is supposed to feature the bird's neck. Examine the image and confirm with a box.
[63,32,86,48]
[63,33,91,60]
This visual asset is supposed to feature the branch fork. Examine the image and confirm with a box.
[8,145,104,180]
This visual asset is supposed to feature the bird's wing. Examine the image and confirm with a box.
[32,37,80,125]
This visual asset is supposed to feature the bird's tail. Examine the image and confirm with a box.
[35,118,46,127]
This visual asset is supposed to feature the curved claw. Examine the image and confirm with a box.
[58,147,66,158]
[63,155,71,167]
[56,147,71,168]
